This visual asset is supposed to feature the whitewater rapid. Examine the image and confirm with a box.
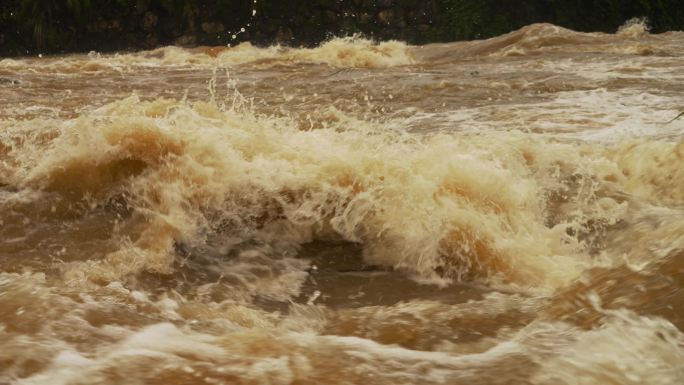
[1,23,683,385]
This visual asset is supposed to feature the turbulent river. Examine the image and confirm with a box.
[1,22,683,384]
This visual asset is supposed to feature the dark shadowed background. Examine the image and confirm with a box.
[1,0,683,56]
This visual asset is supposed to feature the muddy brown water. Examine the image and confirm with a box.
[1,23,683,384]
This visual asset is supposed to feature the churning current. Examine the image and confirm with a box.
[1,22,683,385]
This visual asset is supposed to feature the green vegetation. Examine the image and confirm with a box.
[1,0,683,55]
[1,0,129,51]
[434,1,541,40]
[434,0,684,41]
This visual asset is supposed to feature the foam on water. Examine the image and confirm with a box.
[0,37,413,75]
[2,22,684,385]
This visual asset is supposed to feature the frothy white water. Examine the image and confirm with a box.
[2,22,684,385]
[4,94,659,291]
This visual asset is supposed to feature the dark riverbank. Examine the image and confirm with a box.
[2,0,684,56]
